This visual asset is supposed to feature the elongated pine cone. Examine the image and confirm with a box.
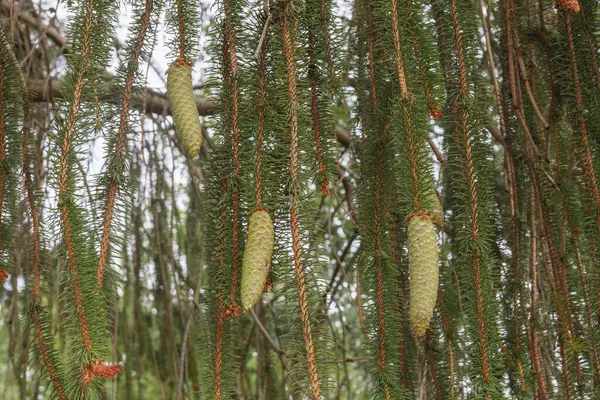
[0,270,7,284]
[557,0,580,12]
[408,213,439,337]
[81,359,123,386]
[167,59,203,158]
[241,209,275,310]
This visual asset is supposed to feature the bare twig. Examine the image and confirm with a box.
[249,308,289,372]
[249,308,285,357]
[176,311,195,400]
[254,13,273,59]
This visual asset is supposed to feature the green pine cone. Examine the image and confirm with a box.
[408,213,439,337]
[241,210,275,310]
[167,61,203,158]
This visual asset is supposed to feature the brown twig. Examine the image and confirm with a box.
[534,175,575,399]
[96,0,155,289]
[448,0,491,393]
[249,308,286,358]
[511,35,550,131]
[479,0,506,141]
[175,0,186,59]
[213,176,229,399]
[254,16,268,209]
[573,242,600,383]
[566,14,600,238]
[391,219,410,392]
[282,9,321,398]
[528,187,549,399]
[426,136,445,164]
[0,43,7,259]
[57,0,97,354]
[319,0,335,89]
[9,0,13,42]
[222,0,242,311]
[437,286,456,399]
[308,33,330,196]
[355,254,368,341]
[426,331,442,400]
[364,0,391,396]
[32,309,68,399]
[1,29,68,398]
[390,0,421,211]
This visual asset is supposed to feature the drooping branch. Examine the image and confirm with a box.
[0,42,7,257]
[96,0,156,290]
[307,34,330,195]
[528,186,549,400]
[282,8,322,397]
[1,27,69,398]
[447,0,499,395]
[56,0,97,355]
[223,0,242,309]
[565,13,600,236]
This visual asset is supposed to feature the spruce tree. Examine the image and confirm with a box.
[2,0,600,398]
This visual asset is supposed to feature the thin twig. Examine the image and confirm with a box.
[249,308,285,356]
[177,310,194,400]
[254,13,272,59]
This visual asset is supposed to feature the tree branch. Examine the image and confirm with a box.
[4,5,355,149]
[0,1,67,53]
[27,78,353,148]
[27,78,216,116]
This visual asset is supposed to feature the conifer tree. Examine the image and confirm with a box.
[4,0,600,398]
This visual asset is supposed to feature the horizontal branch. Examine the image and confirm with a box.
[27,78,216,116]
[27,79,353,148]
[2,4,354,148]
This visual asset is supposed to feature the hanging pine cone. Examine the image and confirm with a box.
[167,59,203,158]
[408,213,439,337]
[241,209,275,310]
[557,0,580,12]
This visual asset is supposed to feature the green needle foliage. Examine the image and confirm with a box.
[4,0,600,398]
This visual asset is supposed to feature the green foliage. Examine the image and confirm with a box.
[5,0,600,398]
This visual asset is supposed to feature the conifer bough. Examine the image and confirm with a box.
[167,59,203,158]
[408,213,439,337]
[241,209,274,310]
